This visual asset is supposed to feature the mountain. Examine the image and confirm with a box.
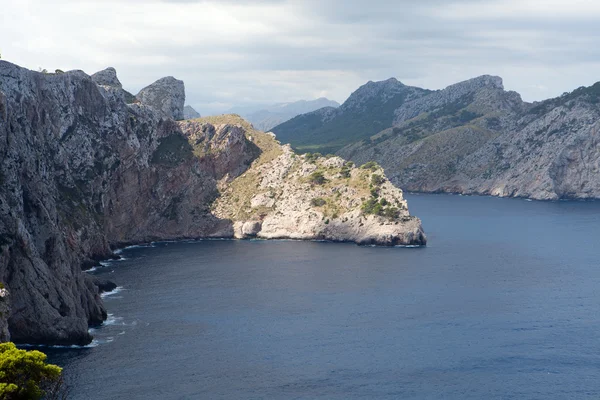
[0,61,424,345]
[271,78,431,154]
[337,77,600,200]
[136,76,186,120]
[230,98,340,132]
[273,74,600,200]
[183,105,201,120]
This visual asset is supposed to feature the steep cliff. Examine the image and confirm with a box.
[0,62,425,345]
[338,78,600,200]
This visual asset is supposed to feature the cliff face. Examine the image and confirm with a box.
[136,76,186,121]
[338,78,600,200]
[0,62,425,345]
[271,79,430,154]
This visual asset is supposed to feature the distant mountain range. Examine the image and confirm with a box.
[272,76,600,200]
[229,98,340,132]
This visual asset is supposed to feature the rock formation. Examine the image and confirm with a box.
[273,73,600,200]
[183,105,200,120]
[338,78,600,200]
[271,79,429,153]
[0,287,10,342]
[136,76,185,120]
[0,61,425,345]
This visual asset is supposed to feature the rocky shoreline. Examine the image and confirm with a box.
[0,61,425,346]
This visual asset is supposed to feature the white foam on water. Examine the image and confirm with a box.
[99,261,112,267]
[19,339,100,349]
[101,286,124,299]
[84,266,98,273]
[103,313,125,326]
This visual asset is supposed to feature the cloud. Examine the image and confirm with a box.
[1,0,599,114]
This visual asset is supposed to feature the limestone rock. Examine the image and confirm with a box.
[137,76,185,120]
[338,78,600,200]
[183,105,201,120]
[0,60,425,346]
[91,67,122,88]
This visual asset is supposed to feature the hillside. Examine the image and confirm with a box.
[0,61,425,345]
[273,73,600,200]
[271,78,431,154]
[338,79,600,200]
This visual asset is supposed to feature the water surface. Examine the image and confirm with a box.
[49,194,600,399]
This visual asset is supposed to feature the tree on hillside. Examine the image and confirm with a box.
[0,343,66,399]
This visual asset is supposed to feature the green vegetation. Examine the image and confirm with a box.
[361,197,400,219]
[272,85,431,153]
[308,171,327,185]
[361,161,379,171]
[310,198,326,207]
[304,153,321,163]
[371,174,384,186]
[0,343,65,400]
[150,134,194,166]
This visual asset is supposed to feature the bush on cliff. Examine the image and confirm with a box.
[308,171,327,185]
[0,343,65,400]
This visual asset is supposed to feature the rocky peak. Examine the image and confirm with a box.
[446,75,504,93]
[342,77,410,111]
[136,76,185,120]
[183,105,201,120]
[393,75,508,124]
[91,67,122,89]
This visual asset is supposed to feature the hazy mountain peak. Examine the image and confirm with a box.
[446,75,504,92]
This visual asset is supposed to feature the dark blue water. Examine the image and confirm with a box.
[48,194,600,399]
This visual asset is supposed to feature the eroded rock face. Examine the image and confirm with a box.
[137,76,185,120]
[0,61,425,345]
[91,67,122,88]
[0,292,10,343]
[0,62,232,345]
[338,78,600,200]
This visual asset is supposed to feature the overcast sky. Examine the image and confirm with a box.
[1,0,600,114]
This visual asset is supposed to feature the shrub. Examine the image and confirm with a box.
[310,198,326,207]
[371,174,385,186]
[304,153,322,163]
[308,171,327,185]
[340,167,351,178]
[361,161,379,171]
[0,343,65,400]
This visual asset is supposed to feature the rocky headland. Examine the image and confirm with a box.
[0,61,425,345]
[274,75,600,201]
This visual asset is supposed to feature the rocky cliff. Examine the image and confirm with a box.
[271,79,430,153]
[0,61,425,345]
[338,78,600,200]
[136,76,185,120]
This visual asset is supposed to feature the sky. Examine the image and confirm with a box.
[1,0,600,115]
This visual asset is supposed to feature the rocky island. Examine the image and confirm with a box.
[0,61,425,346]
